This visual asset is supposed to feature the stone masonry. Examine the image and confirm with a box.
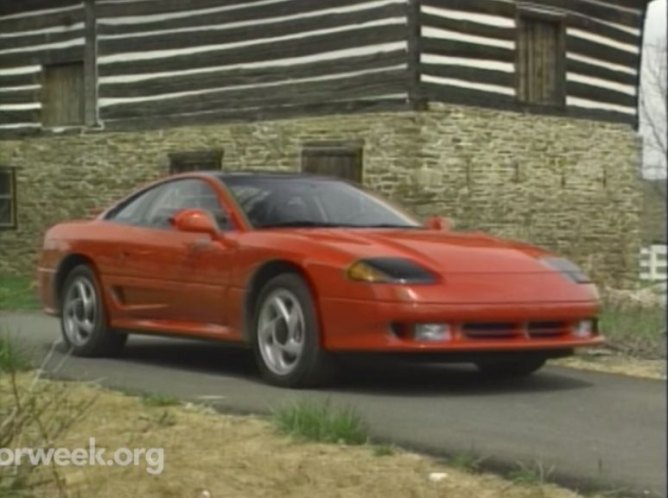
[0,103,642,286]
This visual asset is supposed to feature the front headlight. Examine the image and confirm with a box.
[541,257,591,284]
[347,258,437,284]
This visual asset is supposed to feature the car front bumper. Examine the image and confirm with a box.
[319,297,603,352]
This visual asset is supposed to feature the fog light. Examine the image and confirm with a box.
[574,320,594,338]
[414,323,451,342]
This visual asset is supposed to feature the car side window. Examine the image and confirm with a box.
[141,179,229,230]
[106,187,161,225]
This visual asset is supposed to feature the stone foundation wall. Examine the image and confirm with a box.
[0,104,641,286]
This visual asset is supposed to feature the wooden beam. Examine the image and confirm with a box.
[420,12,515,41]
[421,37,515,62]
[0,72,40,88]
[101,98,408,132]
[0,4,83,34]
[421,0,515,18]
[0,108,40,125]
[83,0,97,126]
[0,89,39,105]
[421,81,636,125]
[98,3,404,55]
[567,80,636,107]
[0,46,84,68]
[100,50,406,99]
[0,29,84,52]
[101,70,406,119]
[566,57,637,86]
[0,0,80,17]
[421,63,515,87]
[406,0,424,110]
[96,0,308,18]
[99,24,405,76]
[535,0,642,27]
[565,12,639,45]
[97,0,394,35]
[566,34,638,67]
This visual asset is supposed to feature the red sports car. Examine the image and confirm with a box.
[38,172,603,387]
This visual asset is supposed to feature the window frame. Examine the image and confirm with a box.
[515,5,567,108]
[168,149,224,174]
[0,167,17,230]
[301,141,364,184]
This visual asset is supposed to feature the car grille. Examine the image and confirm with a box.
[461,321,569,339]
[527,321,568,338]
[461,322,517,339]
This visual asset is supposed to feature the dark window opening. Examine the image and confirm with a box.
[516,11,566,106]
[168,149,223,174]
[0,168,17,229]
[41,62,85,126]
[301,143,363,183]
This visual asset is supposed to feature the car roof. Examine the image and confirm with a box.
[207,170,340,182]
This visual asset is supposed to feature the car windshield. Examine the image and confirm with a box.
[220,175,420,229]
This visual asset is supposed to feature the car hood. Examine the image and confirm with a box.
[287,228,553,274]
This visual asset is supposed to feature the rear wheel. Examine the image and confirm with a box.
[252,273,333,388]
[60,264,127,357]
[475,357,546,377]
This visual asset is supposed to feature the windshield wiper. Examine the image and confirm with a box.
[257,221,422,229]
[360,224,422,229]
[258,221,354,228]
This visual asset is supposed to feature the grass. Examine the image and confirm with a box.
[0,334,31,373]
[140,393,181,407]
[447,451,486,473]
[0,375,607,498]
[271,398,369,445]
[0,275,40,311]
[599,305,665,359]
[507,460,555,487]
[1,335,96,498]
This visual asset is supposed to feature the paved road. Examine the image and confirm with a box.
[2,313,666,497]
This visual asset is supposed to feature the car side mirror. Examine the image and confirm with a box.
[425,216,451,231]
[171,209,219,238]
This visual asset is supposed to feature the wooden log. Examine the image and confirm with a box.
[98,3,405,55]
[98,0,399,35]
[101,69,407,119]
[99,24,406,76]
[421,37,515,62]
[102,97,408,132]
[100,50,407,98]
[420,62,515,87]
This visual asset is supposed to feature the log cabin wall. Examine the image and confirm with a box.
[1,0,412,136]
[0,0,87,133]
[417,0,645,124]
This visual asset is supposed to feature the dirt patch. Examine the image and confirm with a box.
[554,350,666,380]
[1,373,598,498]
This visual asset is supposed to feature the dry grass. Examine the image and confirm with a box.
[554,351,666,380]
[0,373,604,498]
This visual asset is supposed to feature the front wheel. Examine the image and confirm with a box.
[252,273,333,388]
[475,357,546,377]
[60,264,127,357]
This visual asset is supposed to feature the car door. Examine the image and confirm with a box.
[105,178,233,329]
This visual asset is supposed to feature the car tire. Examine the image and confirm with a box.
[475,357,546,377]
[252,273,333,388]
[60,264,127,357]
